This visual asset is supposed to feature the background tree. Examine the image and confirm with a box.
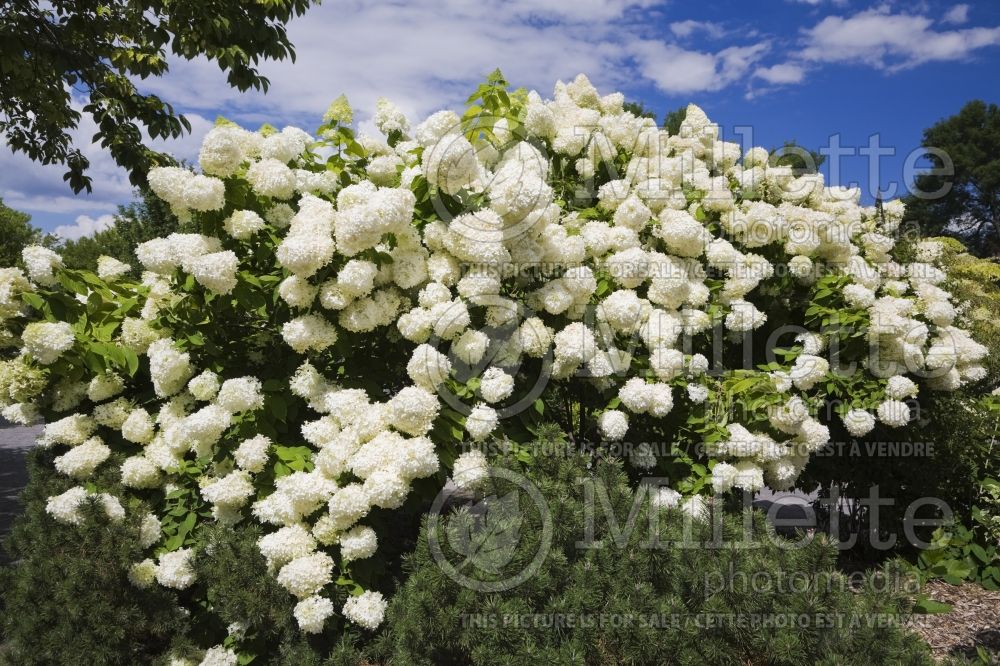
[905,100,1000,257]
[59,187,183,273]
[0,0,313,194]
[769,140,826,175]
[0,198,50,268]
[622,100,657,120]
[663,106,686,135]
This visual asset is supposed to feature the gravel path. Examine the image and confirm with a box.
[0,420,41,551]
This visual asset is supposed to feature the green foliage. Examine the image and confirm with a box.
[370,434,933,665]
[1,447,187,665]
[461,68,529,146]
[0,0,314,193]
[59,187,184,273]
[905,100,1000,256]
[622,100,657,120]
[912,478,1000,590]
[663,106,687,135]
[769,140,826,175]
[930,237,1000,377]
[0,197,51,269]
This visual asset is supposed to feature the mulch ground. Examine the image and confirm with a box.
[909,580,1000,662]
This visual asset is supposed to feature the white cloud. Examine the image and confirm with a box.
[53,214,116,241]
[0,103,215,232]
[3,0,677,232]
[942,4,970,25]
[3,0,773,234]
[5,0,998,235]
[629,41,769,94]
[801,7,1000,70]
[786,0,848,6]
[754,63,806,84]
[669,20,725,40]
[135,0,661,124]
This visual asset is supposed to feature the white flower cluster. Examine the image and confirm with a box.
[96,255,132,280]
[5,74,990,657]
[21,321,74,364]
[45,486,124,525]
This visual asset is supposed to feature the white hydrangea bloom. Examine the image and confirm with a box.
[54,436,111,479]
[340,525,378,562]
[479,367,514,404]
[201,471,255,508]
[598,409,628,441]
[235,435,272,473]
[96,255,132,280]
[686,384,709,403]
[387,385,440,436]
[147,339,194,398]
[424,134,480,196]
[21,321,74,364]
[276,552,334,598]
[282,314,339,353]
[216,376,265,413]
[155,548,196,589]
[553,322,597,365]
[465,403,498,441]
[198,125,255,176]
[45,487,91,524]
[885,375,918,400]
[278,275,318,310]
[87,372,125,402]
[247,158,297,199]
[711,462,738,493]
[22,245,62,286]
[842,409,876,437]
[789,354,829,391]
[190,250,239,294]
[2,402,41,425]
[294,595,335,634]
[877,399,910,427]
[223,210,266,240]
[188,371,221,401]
[406,344,452,390]
[650,486,682,509]
[121,407,155,444]
[342,590,388,630]
[326,484,370,532]
[121,456,162,489]
[258,525,317,568]
[452,449,489,489]
[128,559,158,588]
[198,646,238,666]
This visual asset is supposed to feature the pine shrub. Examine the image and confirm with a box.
[372,436,934,666]
[1,447,187,665]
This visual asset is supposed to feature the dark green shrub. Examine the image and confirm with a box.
[371,435,934,666]
[0,447,187,665]
[183,522,370,665]
[802,239,1000,565]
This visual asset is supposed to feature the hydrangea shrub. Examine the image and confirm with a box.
[0,71,988,658]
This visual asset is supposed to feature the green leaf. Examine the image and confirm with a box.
[122,348,140,376]
[912,596,952,614]
[970,543,991,564]
[268,394,288,422]
[21,292,46,311]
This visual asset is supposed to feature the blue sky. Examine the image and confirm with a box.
[2,0,999,239]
